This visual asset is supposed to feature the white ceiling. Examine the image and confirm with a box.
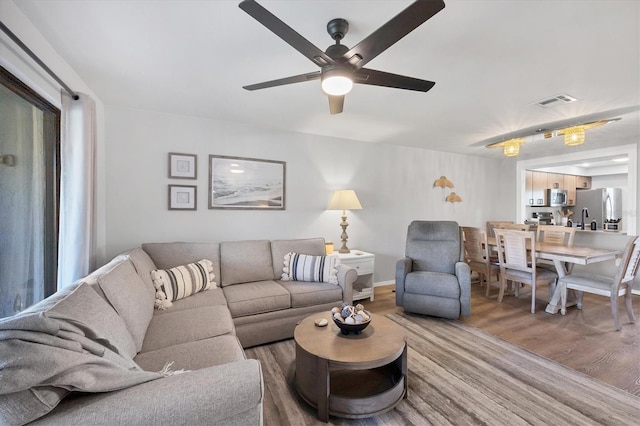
[14,0,640,161]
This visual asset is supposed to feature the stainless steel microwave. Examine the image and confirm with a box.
[549,189,568,207]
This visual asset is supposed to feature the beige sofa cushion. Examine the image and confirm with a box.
[98,260,154,353]
[277,280,343,308]
[134,334,245,372]
[220,240,274,286]
[152,287,228,315]
[126,247,158,299]
[141,305,235,353]
[270,238,325,279]
[223,280,290,317]
[142,242,221,282]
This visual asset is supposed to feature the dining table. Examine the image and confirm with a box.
[487,237,622,314]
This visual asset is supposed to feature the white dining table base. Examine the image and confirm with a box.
[545,259,577,315]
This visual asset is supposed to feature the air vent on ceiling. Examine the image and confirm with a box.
[532,93,578,108]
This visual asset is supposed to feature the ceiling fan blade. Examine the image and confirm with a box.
[328,95,344,114]
[343,0,445,70]
[239,0,335,67]
[355,68,435,92]
[243,71,321,91]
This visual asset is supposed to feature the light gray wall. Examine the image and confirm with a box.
[104,105,514,282]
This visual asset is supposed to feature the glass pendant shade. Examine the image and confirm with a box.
[564,126,586,146]
[503,139,521,157]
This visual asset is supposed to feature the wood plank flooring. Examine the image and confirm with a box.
[365,283,640,396]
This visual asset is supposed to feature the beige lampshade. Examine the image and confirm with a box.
[327,190,363,210]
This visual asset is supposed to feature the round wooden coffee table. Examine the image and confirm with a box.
[294,311,407,421]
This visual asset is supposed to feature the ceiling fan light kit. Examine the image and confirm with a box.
[239,0,445,114]
[321,68,353,96]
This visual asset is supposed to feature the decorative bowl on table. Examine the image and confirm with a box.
[331,303,372,335]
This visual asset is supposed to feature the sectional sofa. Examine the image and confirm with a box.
[0,238,356,425]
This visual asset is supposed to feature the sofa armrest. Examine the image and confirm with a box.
[32,359,263,426]
[455,261,471,317]
[336,264,356,304]
[395,258,412,306]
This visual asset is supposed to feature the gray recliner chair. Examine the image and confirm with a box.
[396,221,471,319]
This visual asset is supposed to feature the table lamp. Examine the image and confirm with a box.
[327,189,362,253]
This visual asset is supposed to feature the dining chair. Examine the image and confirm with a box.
[559,236,639,331]
[494,229,558,313]
[462,226,500,297]
[536,225,577,273]
[497,223,533,232]
[486,221,514,238]
[536,225,576,246]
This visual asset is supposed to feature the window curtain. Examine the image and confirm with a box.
[57,92,96,289]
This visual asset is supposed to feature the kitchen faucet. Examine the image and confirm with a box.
[580,207,589,230]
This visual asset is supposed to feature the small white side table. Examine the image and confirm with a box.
[336,250,375,302]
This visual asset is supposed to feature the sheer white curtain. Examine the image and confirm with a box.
[57,92,97,289]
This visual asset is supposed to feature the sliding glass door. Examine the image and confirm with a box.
[0,66,60,318]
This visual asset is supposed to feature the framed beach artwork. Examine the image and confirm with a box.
[209,155,286,210]
[169,185,197,210]
[168,152,197,179]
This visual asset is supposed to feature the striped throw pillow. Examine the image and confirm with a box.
[151,259,216,309]
[281,252,340,284]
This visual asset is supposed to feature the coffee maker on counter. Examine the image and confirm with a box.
[533,211,553,225]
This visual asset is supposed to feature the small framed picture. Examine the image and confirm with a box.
[169,153,197,179]
[168,185,197,210]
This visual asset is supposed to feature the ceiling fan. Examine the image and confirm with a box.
[239,0,445,114]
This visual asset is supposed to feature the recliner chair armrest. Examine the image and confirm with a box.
[336,263,356,304]
[395,258,412,306]
[455,261,471,316]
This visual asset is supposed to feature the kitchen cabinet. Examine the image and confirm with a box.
[526,170,548,206]
[547,173,564,190]
[564,174,576,206]
[576,175,592,189]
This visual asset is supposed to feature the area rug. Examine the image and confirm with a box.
[244,312,639,425]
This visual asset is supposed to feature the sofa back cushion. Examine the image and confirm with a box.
[270,238,325,279]
[98,260,155,353]
[142,242,221,281]
[220,240,273,286]
[126,247,158,299]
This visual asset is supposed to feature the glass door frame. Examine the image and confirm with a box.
[1,65,61,299]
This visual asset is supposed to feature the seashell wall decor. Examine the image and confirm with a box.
[434,176,462,203]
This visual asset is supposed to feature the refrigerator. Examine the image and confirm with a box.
[574,188,622,230]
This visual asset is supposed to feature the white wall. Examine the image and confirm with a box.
[105,106,513,282]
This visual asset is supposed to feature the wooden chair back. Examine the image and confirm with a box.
[495,229,536,273]
[486,221,514,237]
[620,236,640,285]
[462,226,488,264]
[536,225,575,246]
[495,223,532,232]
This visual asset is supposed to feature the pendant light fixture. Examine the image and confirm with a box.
[503,138,521,157]
[563,126,586,146]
